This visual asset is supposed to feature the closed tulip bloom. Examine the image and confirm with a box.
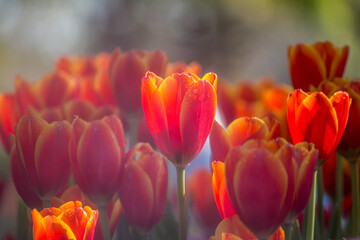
[285,142,318,223]
[110,49,168,116]
[210,117,279,163]
[288,41,349,91]
[225,138,296,239]
[141,71,217,167]
[118,143,168,232]
[212,161,236,219]
[12,115,72,202]
[70,115,126,206]
[287,89,351,161]
[32,201,98,240]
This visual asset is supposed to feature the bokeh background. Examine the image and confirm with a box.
[0,0,359,92]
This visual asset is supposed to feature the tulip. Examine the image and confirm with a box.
[288,41,349,91]
[210,214,285,240]
[285,142,318,223]
[187,168,222,234]
[142,71,217,240]
[32,201,98,240]
[70,114,126,206]
[212,161,236,219]
[52,186,123,240]
[225,138,296,239]
[111,49,168,116]
[287,89,350,161]
[0,93,20,152]
[118,143,168,233]
[210,117,279,163]
[11,115,72,205]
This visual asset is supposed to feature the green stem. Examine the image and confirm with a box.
[329,153,343,239]
[98,205,111,240]
[317,167,324,239]
[283,223,293,240]
[42,198,51,208]
[306,169,318,240]
[176,167,187,240]
[349,160,360,237]
[293,220,301,240]
[17,198,31,240]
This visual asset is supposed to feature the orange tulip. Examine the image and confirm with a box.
[187,168,222,232]
[110,49,168,116]
[210,117,279,163]
[288,41,349,91]
[32,201,98,240]
[287,89,351,161]
[11,115,72,202]
[210,214,285,240]
[141,71,217,167]
[70,115,126,205]
[225,138,296,239]
[212,161,236,219]
[316,78,360,158]
[52,186,123,240]
[118,143,168,232]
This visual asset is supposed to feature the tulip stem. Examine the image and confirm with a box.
[317,167,324,239]
[99,205,111,240]
[176,166,187,240]
[306,169,317,240]
[349,159,360,237]
[283,223,293,240]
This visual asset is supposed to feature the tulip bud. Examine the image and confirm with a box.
[70,115,126,206]
[118,143,168,233]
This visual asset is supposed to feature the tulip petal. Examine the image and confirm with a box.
[42,215,76,240]
[287,89,308,144]
[210,121,232,163]
[32,209,48,240]
[180,80,216,165]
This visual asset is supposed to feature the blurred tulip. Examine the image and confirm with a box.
[0,93,20,152]
[210,117,279,163]
[12,115,72,203]
[218,78,292,140]
[141,71,217,167]
[165,61,202,76]
[188,168,222,233]
[212,161,236,219]
[210,214,285,240]
[285,142,318,223]
[70,115,126,206]
[287,89,351,161]
[225,138,296,239]
[32,201,98,240]
[52,186,123,240]
[110,49,168,116]
[288,41,349,91]
[118,143,168,233]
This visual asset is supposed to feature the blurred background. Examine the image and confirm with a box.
[0,0,359,92]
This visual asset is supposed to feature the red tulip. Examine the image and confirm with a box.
[0,93,20,152]
[210,117,279,163]
[212,161,236,219]
[12,115,72,202]
[110,49,168,116]
[287,89,351,161]
[288,41,349,91]
[70,115,126,206]
[225,138,296,239]
[141,71,217,167]
[118,143,167,232]
[32,201,98,240]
